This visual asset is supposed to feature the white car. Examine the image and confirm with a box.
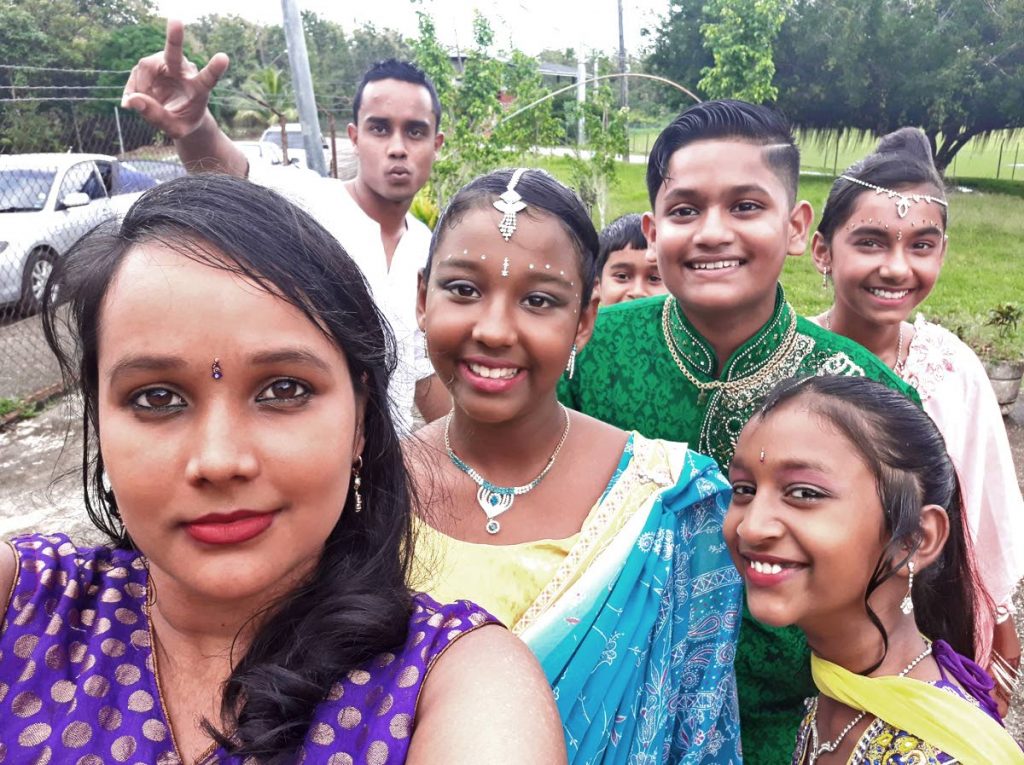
[234,140,286,167]
[0,153,182,314]
[259,123,356,179]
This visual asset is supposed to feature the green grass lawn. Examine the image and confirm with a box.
[628,127,1024,183]
[526,154,1024,353]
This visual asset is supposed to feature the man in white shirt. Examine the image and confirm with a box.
[122,21,450,433]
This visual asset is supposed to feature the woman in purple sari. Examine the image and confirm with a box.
[0,175,565,764]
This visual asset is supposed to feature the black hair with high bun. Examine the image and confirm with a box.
[817,128,947,243]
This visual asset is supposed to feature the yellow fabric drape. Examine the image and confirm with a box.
[811,653,1024,764]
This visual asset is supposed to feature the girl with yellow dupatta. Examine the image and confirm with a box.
[724,375,1022,764]
[406,169,744,763]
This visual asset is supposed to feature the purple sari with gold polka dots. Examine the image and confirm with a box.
[1,534,498,763]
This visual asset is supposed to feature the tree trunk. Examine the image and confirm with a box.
[933,130,976,175]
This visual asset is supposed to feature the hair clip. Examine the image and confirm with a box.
[494,168,528,241]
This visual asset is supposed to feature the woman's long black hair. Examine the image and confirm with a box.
[759,375,989,670]
[42,174,414,763]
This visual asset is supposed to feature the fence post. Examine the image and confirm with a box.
[113,106,126,156]
[1013,143,1019,182]
[328,112,337,179]
[70,103,83,152]
[996,139,1004,180]
[832,133,840,175]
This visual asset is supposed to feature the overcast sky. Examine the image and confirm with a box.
[155,0,671,57]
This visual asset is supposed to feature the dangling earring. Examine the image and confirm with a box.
[900,560,915,615]
[351,455,364,513]
[821,267,831,289]
[141,557,158,611]
[566,344,577,380]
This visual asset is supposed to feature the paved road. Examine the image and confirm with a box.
[0,310,62,401]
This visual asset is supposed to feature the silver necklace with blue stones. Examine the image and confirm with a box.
[444,405,571,535]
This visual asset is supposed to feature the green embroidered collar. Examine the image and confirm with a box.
[664,284,795,381]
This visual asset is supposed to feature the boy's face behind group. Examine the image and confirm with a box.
[598,246,666,305]
[643,139,812,327]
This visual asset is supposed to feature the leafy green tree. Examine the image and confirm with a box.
[412,10,562,208]
[535,48,580,67]
[698,0,788,102]
[335,23,412,115]
[189,14,269,91]
[290,12,412,131]
[565,85,629,227]
[0,5,56,73]
[645,0,712,111]
[493,50,563,156]
[0,1,156,152]
[774,0,1024,171]
[236,67,298,161]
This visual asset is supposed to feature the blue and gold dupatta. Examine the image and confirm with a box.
[516,436,744,764]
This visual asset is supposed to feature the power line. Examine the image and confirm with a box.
[0,63,133,74]
[0,96,124,102]
[2,85,125,91]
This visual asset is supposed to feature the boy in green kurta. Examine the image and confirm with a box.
[559,100,920,763]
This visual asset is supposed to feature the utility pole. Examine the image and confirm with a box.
[617,0,628,110]
[281,0,328,176]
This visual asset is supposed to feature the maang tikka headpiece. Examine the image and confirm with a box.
[839,175,948,219]
[494,168,528,241]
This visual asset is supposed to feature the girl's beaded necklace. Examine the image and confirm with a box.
[806,638,933,764]
[445,404,571,535]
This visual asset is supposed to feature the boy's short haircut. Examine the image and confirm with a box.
[352,59,442,131]
[645,99,800,207]
[597,213,648,273]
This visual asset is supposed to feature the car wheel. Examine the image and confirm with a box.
[20,248,57,316]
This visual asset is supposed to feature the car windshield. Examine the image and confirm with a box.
[0,169,55,212]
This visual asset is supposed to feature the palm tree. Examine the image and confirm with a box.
[237,67,298,163]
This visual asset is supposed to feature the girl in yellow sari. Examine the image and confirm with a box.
[724,375,1022,764]
[407,169,744,763]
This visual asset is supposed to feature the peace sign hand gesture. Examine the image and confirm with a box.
[121,19,229,140]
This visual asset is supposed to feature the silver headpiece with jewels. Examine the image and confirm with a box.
[494,167,528,241]
[839,175,948,219]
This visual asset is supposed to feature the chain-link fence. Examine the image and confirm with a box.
[0,103,185,407]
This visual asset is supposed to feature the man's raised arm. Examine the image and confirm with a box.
[121,19,247,177]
